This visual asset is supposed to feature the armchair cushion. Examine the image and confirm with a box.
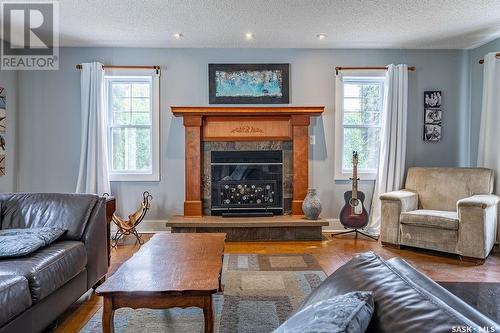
[400,210,458,230]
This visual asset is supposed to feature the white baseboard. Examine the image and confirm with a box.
[323,218,348,232]
[110,219,170,234]
[111,218,346,234]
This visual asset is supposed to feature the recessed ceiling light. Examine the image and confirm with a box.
[316,33,327,40]
[245,32,255,40]
[174,33,183,39]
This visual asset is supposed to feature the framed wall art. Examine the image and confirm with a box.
[209,63,290,104]
[423,91,442,142]
[0,86,5,132]
[0,86,5,176]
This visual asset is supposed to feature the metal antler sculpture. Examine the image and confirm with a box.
[111,191,152,247]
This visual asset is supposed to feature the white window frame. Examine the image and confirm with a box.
[334,71,386,180]
[104,69,160,182]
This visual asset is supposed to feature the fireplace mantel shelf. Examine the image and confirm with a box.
[171,106,324,117]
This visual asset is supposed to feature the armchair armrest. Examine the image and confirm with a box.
[457,194,500,209]
[457,194,499,259]
[380,190,418,211]
[379,190,418,245]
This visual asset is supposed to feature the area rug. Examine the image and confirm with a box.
[439,282,500,323]
[79,254,326,333]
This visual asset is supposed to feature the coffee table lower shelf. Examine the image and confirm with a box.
[102,292,215,333]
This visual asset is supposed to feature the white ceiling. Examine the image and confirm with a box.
[22,0,500,48]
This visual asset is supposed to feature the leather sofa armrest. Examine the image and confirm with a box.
[457,195,499,259]
[457,194,500,209]
[379,190,418,245]
[81,197,108,290]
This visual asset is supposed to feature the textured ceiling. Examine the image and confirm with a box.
[18,0,500,48]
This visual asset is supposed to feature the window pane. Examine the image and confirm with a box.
[113,112,130,125]
[130,112,151,125]
[131,97,150,112]
[344,111,380,126]
[342,127,381,172]
[112,83,130,98]
[344,98,361,112]
[112,97,131,112]
[132,83,150,97]
[111,127,152,172]
[344,84,360,98]
[362,84,382,112]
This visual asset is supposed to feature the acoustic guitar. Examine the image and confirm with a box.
[339,151,369,229]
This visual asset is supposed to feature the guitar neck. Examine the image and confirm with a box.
[352,163,358,199]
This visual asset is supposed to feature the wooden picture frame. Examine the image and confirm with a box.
[209,64,290,104]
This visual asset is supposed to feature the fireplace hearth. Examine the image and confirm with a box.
[211,150,283,216]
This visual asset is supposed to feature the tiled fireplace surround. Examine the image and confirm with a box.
[171,106,325,217]
[201,141,293,215]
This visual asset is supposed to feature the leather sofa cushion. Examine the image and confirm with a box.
[400,210,459,230]
[0,241,87,303]
[0,193,99,240]
[296,252,486,333]
[0,275,32,327]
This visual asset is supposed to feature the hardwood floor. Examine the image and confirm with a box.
[51,232,500,333]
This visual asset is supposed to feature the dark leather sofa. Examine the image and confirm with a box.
[0,193,108,333]
[297,252,499,333]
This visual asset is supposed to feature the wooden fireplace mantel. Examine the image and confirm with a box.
[171,106,325,216]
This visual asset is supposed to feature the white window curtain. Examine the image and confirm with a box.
[477,52,500,241]
[76,62,111,195]
[368,64,408,235]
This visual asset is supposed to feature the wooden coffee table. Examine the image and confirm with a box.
[96,233,226,333]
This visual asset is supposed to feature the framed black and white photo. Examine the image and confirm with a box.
[424,109,442,124]
[424,124,441,142]
[424,91,442,108]
[424,91,442,142]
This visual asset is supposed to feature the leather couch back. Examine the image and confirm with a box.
[405,167,494,211]
[0,193,99,240]
[297,252,498,332]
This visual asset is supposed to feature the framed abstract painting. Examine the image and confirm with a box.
[209,63,290,104]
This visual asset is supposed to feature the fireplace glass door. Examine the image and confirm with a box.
[211,150,283,216]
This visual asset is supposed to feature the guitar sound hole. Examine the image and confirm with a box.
[349,198,359,207]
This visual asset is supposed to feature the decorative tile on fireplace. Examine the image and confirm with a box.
[202,141,293,216]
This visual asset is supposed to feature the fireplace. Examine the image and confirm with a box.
[210,150,283,216]
[171,106,325,216]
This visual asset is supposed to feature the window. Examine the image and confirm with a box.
[335,74,385,180]
[105,71,160,181]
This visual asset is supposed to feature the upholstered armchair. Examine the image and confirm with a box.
[380,167,499,262]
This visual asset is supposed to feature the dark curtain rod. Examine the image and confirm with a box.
[335,66,416,75]
[75,64,160,74]
[479,53,500,64]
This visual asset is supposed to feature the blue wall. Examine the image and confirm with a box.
[15,47,472,219]
[468,38,500,166]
